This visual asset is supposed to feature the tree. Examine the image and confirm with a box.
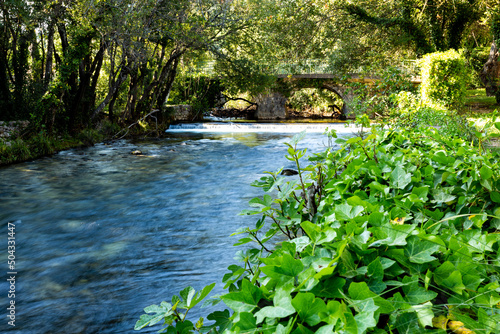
[480,7,500,103]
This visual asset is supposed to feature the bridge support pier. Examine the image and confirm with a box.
[255,92,288,120]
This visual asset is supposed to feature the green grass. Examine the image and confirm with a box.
[465,88,498,106]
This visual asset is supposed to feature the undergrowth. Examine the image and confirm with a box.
[136,123,500,334]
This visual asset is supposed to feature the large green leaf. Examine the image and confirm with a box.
[404,236,440,264]
[221,279,263,312]
[260,253,304,283]
[292,292,327,326]
[348,282,395,313]
[255,288,296,324]
[390,165,412,189]
[200,309,232,333]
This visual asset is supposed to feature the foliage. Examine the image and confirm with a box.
[462,47,492,89]
[420,50,468,109]
[137,124,500,333]
[343,0,487,55]
[287,89,340,114]
[344,65,416,118]
[169,73,224,113]
[389,91,476,141]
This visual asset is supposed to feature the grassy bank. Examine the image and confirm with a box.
[0,119,168,167]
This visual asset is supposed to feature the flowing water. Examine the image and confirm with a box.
[0,123,353,333]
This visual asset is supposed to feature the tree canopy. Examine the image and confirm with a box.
[0,0,499,130]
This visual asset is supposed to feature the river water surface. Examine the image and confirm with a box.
[0,123,353,333]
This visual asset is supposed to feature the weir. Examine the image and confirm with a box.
[168,122,357,133]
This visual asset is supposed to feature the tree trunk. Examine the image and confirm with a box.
[44,21,55,88]
[157,57,180,110]
[92,63,128,120]
[480,42,500,102]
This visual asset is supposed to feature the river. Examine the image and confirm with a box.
[0,123,354,333]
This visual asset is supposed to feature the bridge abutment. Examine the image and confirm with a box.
[255,92,288,120]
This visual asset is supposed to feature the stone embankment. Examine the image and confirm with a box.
[0,121,30,145]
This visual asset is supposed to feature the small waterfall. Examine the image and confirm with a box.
[168,122,356,133]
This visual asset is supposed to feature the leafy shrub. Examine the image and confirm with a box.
[170,73,224,112]
[345,65,416,118]
[137,128,500,334]
[390,91,475,141]
[420,50,467,109]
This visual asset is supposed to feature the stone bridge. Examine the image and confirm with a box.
[194,60,421,119]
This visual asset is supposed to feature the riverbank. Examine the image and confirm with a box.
[0,119,170,167]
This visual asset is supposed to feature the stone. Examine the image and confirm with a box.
[255,92,288,120]
[281,168,299,176]
[165,105,200,122]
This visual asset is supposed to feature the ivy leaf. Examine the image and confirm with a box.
[411,302,434,328]
[233,312,257,331]
[221,279,262,312]
[404,236,440,264]
[370,224,416,247]
[260,253,304,283]
[254,288,296,324]
[348,282,395,313]
[432,188,456,204]
[390,165,412,189]
[335,203,364,220]
[292,292,327,326]
[200,310,231,333]
[480,165,493,180]
[491,191,500,203]
[405,287,438,304]
[353,299,378,333]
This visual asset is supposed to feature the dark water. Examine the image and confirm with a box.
[0,127,347,333]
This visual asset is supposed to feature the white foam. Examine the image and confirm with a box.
[167,122,357,134]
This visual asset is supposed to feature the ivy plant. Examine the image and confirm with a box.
[136,123,500,334]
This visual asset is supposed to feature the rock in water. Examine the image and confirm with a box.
[131,150,142,155]
[281,168,298,176]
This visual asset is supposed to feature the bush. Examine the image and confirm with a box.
[390,91,475,141]
[420,50,467,109]
[136,128,500,334]
[345,65,416,118]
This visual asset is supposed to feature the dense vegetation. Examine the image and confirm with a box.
[1,0,499,131]
[135,119,500,333]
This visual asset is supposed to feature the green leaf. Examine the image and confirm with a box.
[411,302,434,328]
[221,279,262,312]
[431,188,456,204]
[491,191,500,203]
[233,312,257,331]
[390,165,412,189]
[200,310,232,333]
[335,203,364,220]
[191,283,216,308]
[405,287,438,304]
[348,282,395,313]
[292,292,327,326]
[289,130,306,146]
[260,253,304,283]
[255,288,296,324]
[480,165,493,180]
[404,236,440,264]
[179,286,196,309]
[370,224,416,247]
[353,298,378,333]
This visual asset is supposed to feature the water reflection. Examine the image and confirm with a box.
[0,130,344,333]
